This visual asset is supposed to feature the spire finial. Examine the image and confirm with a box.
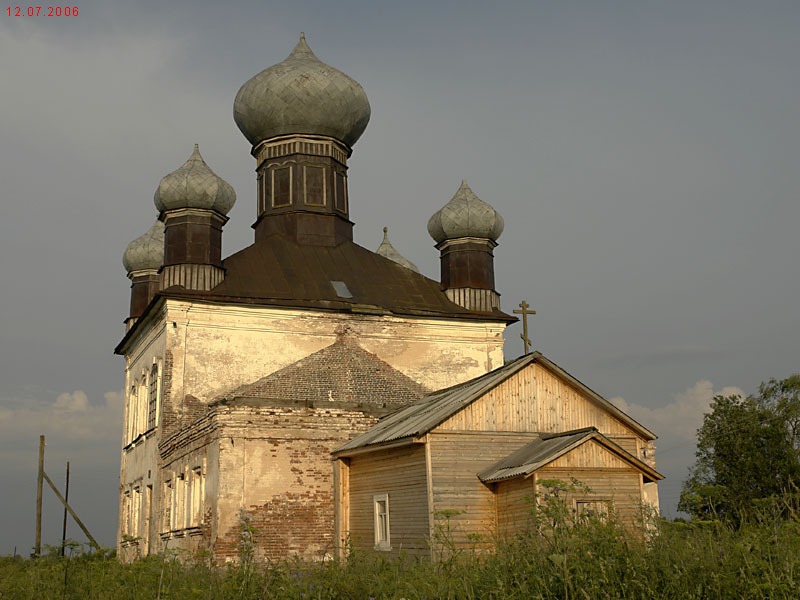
[290,32,315,59]
[194,143,199,152]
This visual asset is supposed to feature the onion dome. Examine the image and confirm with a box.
[154,145,236,215]
[123,220,164,273]
[376,227,420,273]
[233,33,371,148]
[427,180,504,244]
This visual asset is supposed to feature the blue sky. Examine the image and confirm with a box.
[1,0,799,554]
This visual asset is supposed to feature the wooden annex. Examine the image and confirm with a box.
[332,352,663,558]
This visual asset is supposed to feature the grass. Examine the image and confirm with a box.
[2,499,799,599]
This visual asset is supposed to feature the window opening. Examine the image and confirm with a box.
[373,494,390,549]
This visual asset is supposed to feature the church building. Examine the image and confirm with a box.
[116,34,660,562]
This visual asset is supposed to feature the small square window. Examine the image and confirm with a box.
[374,493,390,550]
[575,500,608,521]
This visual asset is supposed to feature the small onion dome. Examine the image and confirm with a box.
[427,180,504,244]
[233,33,371,149]
[123,220,164,273]
[154,144,236,215]
[376,227,420,273]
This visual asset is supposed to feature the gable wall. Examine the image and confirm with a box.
[538,465,644,528]
[546,439,630,470]
[436,363,643,449]
[347,444,429,557]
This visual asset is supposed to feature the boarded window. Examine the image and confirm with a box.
[304,165,326,206]
[334,171,347,212]
[272,166,292,207]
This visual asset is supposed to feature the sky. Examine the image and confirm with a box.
[1,0,799,555]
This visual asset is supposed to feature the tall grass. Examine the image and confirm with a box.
[2,497,799,599]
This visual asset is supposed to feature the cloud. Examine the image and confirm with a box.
[53,391,90,412]
[0,389,124,467]
[611,380,744,442]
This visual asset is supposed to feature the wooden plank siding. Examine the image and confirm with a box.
[536,439,646,528]
[347,444,429,557]
[496,476,536,539]
[436,363,646,452]
[546,439,630,470]
[538,468,644,528]
[427,431,537,552]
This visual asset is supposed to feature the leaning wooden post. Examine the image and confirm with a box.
[60,461,70,556]
[42,471,100,549]
[34,435,45,557]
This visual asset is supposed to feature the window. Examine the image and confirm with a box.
[127,385,136,444]
[575,500,608,521]
[122,490,131,535]
[190,464,205,527]
[138,375,147,435]
[163,479,173,533]
[175,472,185,530]
[373,494,390,550]
[144,485,152,550]
[132,486,142,537]
[147,363,159,431]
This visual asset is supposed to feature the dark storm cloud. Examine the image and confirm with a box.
[2,0,799,554]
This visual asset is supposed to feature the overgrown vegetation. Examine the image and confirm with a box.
[3,487,799,599]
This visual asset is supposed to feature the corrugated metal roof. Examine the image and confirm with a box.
[334,354,537,452]
[334,351,658,455]
[477,428,597,482]
[478,428,664,483]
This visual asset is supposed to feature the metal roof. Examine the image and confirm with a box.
[478,427,664,483]
[116,234,515,354]
[334,351,657,455]
[335,355,537,452]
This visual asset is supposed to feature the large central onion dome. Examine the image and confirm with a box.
[233,33,371,149]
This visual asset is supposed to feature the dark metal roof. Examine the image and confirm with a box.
[206,235,514,319]
[116,234,514,354]
[334,352,657,455]
[478,427,664,483]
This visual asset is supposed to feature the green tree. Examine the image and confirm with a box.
[678,375,800,521]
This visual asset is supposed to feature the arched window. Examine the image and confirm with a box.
[147,363,159,431]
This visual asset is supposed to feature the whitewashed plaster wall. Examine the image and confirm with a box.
[161,299,507,405]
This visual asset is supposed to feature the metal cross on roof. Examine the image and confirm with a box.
[513,300,536,355]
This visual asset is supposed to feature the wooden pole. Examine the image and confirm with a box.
[34,435,44,557]
[60,461,70,556]
[42,471,100,549]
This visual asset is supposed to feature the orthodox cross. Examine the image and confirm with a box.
[513,300,536,355]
